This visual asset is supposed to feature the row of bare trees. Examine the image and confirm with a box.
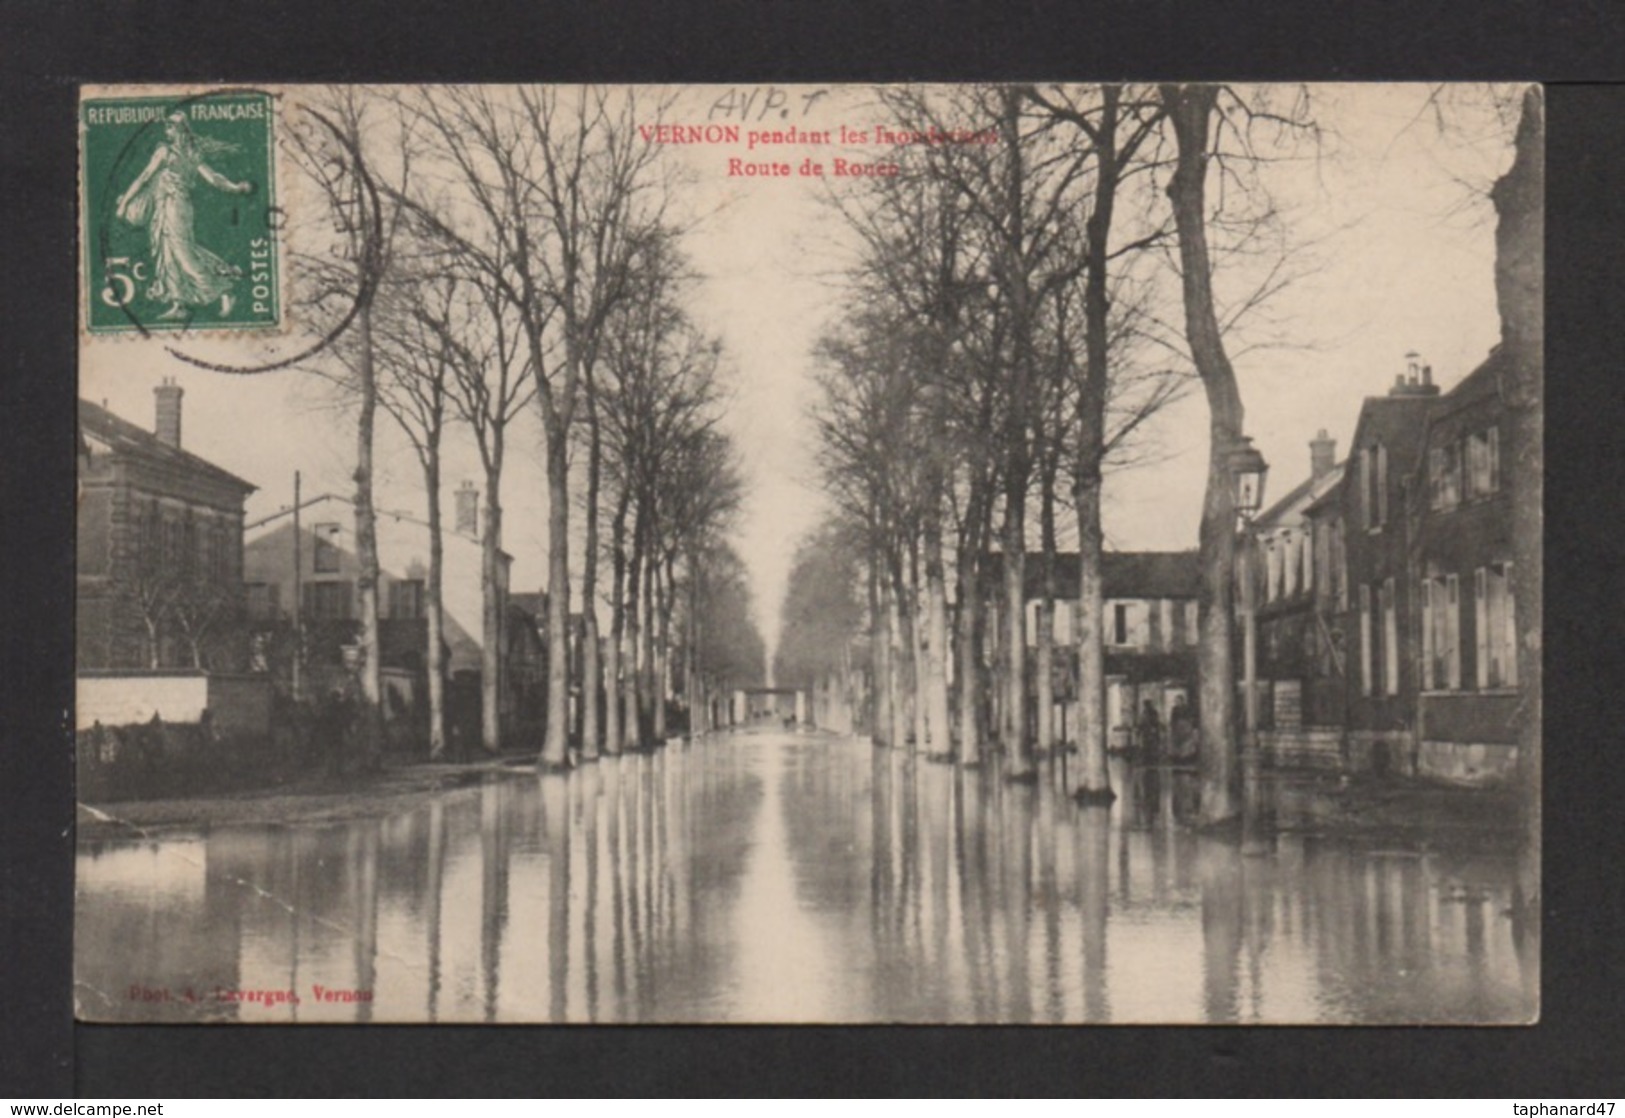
[806,82,1315,820]
[289,85,756,768]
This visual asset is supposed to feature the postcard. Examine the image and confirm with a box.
[75,82,1541,1024]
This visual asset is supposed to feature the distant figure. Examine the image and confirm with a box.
[318,687,354,776]
[1138,699,1163,760]
[1169,695,1194,759]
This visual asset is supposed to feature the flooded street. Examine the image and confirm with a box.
[76,729,1536,1024]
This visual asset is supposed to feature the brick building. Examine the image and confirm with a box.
[77,384,256,671]
[1241,430,1347,765]
[996,549,1201,747]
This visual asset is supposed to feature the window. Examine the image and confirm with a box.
[390,578,426,620]
[1466,426,1501,499]
[78,489,110,576]
[1359,584,1373,696]
[162,516,183,566]
[305,580,353,620]
[1381,578,1399,696]
[1112,603,1129,646]
[313,523,343,573]
[246,582,282,620]
[1428,441,1462,510]
[1421,573,1461,691]
[1476,562,1518,688]
[1055,600,1075,646]
[200,520,230,582]
[139,500,161,565]
[1329,519,1347,610]
[1301,529,1314,596]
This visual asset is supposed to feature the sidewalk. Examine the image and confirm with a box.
[76,756,523,842]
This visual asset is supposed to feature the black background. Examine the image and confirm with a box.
[3,0,1623,1098]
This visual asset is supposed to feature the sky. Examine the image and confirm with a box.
[80,83,1518,663]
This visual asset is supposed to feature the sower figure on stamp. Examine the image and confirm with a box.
[115,111,253,320]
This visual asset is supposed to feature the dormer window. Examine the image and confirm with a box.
[1428,441,1462,511]
[1360,442,1388,530]
[1466,426,1501,499]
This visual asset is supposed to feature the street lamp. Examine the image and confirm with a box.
[1229,436,1269,523]
[1230,436,1270,853]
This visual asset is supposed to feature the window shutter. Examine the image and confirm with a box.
[1360,450,1372,529]
[1383,578,1399,695]
[1377,444,1389,525]
[1420,579,1435,691]
[1473,568,1489,689]
[1503,563,1518,686]
[1488,426,1501,493]
[1359,584,1372,696]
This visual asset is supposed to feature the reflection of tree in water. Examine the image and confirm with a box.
[534,746,765,1021]
[75,738,1533,1024]
[1294,839,1529,1024]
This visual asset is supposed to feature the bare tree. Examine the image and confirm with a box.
[1025,83,1173,800]
[435,273,538,755]
[399,85,675,772]
[598,245,726,750]
[373,264,462,759]
[286,87,415,772]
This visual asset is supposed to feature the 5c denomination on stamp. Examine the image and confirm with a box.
[82,88,282,336]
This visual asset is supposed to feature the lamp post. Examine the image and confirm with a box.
[1228,437,1269,853]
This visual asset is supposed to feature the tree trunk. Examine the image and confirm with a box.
[354,301,384,772]
[640,546,658,743]
[907,543,928,754]
[956,546,981,766]
[604,489,630,756]
[1072,92,1119,802]
[623,508,645,750]
[884,568,909,751]
[686,548,703,737]
[1162,83,1244,826]
[540,411,572,771]
[923,508,953,760]
[580,399,603,762]
[480,485,504,756]
[1002,489,1031,778]
[1036,466,1058,758]
[425,454,447,760]
[1072,473,1111,799]
[654,552,673,742]
[1495,86,1543,930]
[870,548,891,746]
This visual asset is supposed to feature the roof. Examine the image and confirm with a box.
[1348,392,1437,481]
[1444,345,1507,408]
[508,591,547,619]
[1255,461,1345,527]
[79,398,256,495]
[986,550,1201,600]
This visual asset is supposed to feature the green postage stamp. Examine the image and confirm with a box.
[81,89,281,335]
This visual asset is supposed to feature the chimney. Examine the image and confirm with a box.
[154,377,183,447]
[1310,429,1336,480]
[1389,350,1441,398]
[455,480,479,537]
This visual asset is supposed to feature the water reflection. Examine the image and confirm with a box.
[76,732,1535,1023]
